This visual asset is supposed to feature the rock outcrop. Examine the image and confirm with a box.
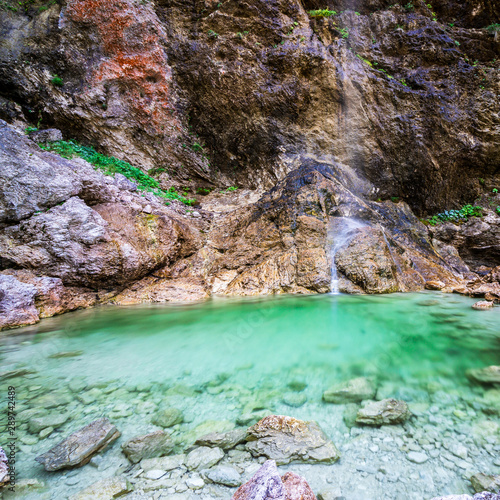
[35,418,120,471]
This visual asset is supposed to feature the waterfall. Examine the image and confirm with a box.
[329,218,366,294]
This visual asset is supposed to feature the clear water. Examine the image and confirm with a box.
[1,293,499,499]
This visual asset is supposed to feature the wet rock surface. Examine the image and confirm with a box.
[323,377,376,404]
[122,430,174,464]
[246,415,340,465]
[356,399,411,425]
[35,418,120,471]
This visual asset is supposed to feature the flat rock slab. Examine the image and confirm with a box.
[35,418,120,471]
[186,446,224,471]
[466,366,500,384]
[471,473,500,493]
[140,454,185,472]
[323,377,376,404]
[203,465,241,487]
[195,428,247,450]
[68,476,132,500]
[246,415,340,465]
[356,399,411,425]
[122,430,174,464]
[232,460,316,500]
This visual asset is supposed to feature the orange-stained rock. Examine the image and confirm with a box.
[425,281,445,290]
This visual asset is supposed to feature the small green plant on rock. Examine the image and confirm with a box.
[51,75,63,87]
[307,9,336,18]
[485,23,500,33]
[339,28,349,39]
[496,206,500,215]
[208,29,218,38]
[40,140,195,205]
[425,204,483,226]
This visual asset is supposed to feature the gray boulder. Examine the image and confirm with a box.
[0,274,38,330]
[195,428,247,450]
[151,408,184,428]
[356,399,411,425]
[122,430,173,464]
[185,446,224,471]
[28,128,63,144]
[35,418,120,471]
[471,473,500,494]
[202,465,241,487]
[466,366,500,385]
[245,415,340,465]
[323,377,376,404]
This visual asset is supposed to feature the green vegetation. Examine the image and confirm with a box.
[497,206,500,215]
[485,23,500,33]
[24,126,38,134]
[207,29,218,38]
[222,186,238,193]
[51,75,63,87]
[404,2,414,11]
[425,205,483,226]
[339,28,349,39]
[307,9,336,18]
[40,140,195,205]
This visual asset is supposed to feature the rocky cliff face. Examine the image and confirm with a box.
[0,0,499,329]
[0,0,498,209]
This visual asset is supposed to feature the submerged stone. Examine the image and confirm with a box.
[282,392,307,407]
[122,430,174,464]
[35,418,120,471]
[356,399,410,425]
[246,415,340,465]
[140,454,185,472]
[470,473,500,493]
[29,413,69,433]
[68,476,132,500]
[323,377,376,404]
[466,366,500,385]
[185,446,224,471]
[195,428,247,450]
[203,465,241,487]
[151,408,184,428]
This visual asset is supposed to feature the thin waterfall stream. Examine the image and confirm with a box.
[329,218,366,294]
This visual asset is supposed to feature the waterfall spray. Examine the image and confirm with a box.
[329,218,366,294]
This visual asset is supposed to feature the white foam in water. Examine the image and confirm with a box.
[328,218,366,294]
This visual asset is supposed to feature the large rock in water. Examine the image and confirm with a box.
[245,415,340,465]
[466,366,500,385]
[35,418,120,471]
[356,399,411,425]
[232,460,316,500]
[122,430,174,464]
[323,377,376,404]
